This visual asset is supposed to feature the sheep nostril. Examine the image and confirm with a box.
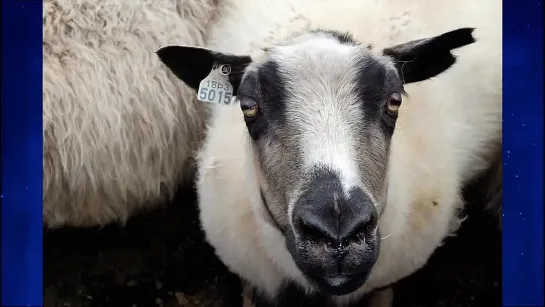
[299,218,329,242]
[297,215,344,247]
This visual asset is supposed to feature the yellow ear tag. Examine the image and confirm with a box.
[197,64,234,105]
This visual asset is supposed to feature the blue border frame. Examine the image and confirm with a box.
[1,0,43,306]
[0,0,543,306]
[502,0,544,306]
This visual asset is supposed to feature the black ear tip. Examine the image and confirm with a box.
[437,27,477,50]
[156,45,181,62]
[456,27,477,45]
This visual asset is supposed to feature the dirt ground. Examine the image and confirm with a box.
[44,183,501,307]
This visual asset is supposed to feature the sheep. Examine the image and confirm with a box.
[157,0,502,305]
[42,0,221,228]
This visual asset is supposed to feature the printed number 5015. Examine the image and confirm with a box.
[199,87,232,104]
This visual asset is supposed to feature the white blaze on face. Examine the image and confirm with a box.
[273,35,366,199]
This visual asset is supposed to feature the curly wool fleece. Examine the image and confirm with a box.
[43,0,220,228]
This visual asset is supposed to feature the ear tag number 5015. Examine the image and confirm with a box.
[197,64,233,105]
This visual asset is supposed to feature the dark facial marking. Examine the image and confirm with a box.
[354,55,403,136]
[237,59,287,140]
[237,73,266,139]
[258,60,288,125]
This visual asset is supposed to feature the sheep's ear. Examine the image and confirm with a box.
[383,28,476,84]
[156,45,252,92]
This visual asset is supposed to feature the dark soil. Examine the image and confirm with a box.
[44,183,501,307]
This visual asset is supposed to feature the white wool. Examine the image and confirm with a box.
[43,0,220,228]
[197,0,501,304]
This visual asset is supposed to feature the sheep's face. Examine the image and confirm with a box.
[236,33,396,295]
[158,27,475,296]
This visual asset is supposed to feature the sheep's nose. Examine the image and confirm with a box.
[295,205,377,249]
[288,169,381,296]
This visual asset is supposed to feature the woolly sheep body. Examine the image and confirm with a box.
[43,0,219,228]
[197,0,501,304]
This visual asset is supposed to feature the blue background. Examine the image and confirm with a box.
[0,0,543,306]
[1,0,43,306]
[502,0,544,306]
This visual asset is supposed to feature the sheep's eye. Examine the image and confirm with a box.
[386,92,402,115]
[240,98,258,117]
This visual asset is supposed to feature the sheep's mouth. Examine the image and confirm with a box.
[285,227,381,297]
[305,271,370,296]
